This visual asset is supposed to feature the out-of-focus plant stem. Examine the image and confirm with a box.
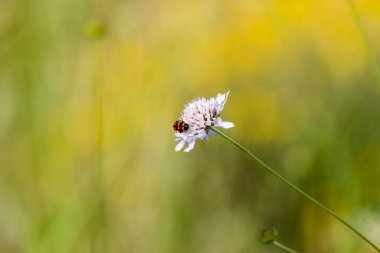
[210,126,380,253]
[92,38,107,253]
[348,0,380,87]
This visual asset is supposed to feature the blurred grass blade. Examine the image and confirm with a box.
[348,0,380,86]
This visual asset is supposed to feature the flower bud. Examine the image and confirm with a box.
[260,228,278,244]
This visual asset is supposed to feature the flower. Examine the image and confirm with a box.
[174,91,235,152]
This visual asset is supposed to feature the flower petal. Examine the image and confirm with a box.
[216,91,229,105]
[213,92,229,114]
[184,141,195,152]
[215,94,225,105]
[208,129,217,135]
[216,121,235,129]
[175,141,186,151]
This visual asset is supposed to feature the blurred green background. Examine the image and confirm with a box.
[1,0,380,252]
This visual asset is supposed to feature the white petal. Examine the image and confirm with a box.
[216,121,235,129]
[209,97,216,106]
[214,92,229,114]
[196,129,207,139]
[184,141,195,152]
[216,91,229,105]
[175,141,186,151]
[215,94,225,106]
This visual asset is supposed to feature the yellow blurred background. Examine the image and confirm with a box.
[1,0,380,252]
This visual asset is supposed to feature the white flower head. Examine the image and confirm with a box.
[174,91,234,152]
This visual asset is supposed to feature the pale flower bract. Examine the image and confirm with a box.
[174,91,234,152]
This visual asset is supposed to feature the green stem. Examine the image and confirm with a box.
[92,40,107,252]
[348,0,380,86]
[273,241,299,253]
[210,127,380,252]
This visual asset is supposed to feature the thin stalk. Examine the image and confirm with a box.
[273,241,299,253]
[210,126,380,252]
[92,40,107,253]
[348,0,380,86]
